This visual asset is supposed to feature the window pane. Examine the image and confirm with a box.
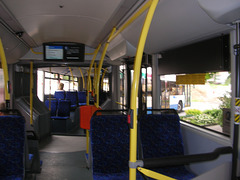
[160,72,231,135]
[37,70,44,101]
[45,72,51,78]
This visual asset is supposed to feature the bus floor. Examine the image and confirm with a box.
[27,135,93,180]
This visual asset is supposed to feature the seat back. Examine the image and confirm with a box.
[139,114,184,159]
[0,115,25,179]
[66,91,78,108]
[139,112,196,179]
[90,114,129,174]
[54,91,65,101]
[78,91,86,105]
[45,99,58,116]
[58,99,70,117]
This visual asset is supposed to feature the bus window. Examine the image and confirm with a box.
[160,72,231,135]
[37,70,44,101]
[142,67,152,110]
[160,75,189,112]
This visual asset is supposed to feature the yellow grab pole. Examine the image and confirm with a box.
[94,63,97,97]
[30,48,43,55]
[96,27,116,108]
[87,44,101,106]
[85,44,101,155]
[30,61,33,125]
[78,67,85,89]
[69,67,74,89]
[48,67,52,111]
[101,68,107,90]
[108,0,152,43]
[129,0,159,179]
[0,38,10,108]
[85,52,95,55]
[137,167,176,180]
[89,76,92,92]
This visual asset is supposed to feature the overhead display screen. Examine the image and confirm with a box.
[43,43,85,62]
[45,45,64,60]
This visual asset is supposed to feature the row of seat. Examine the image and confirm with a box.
[54,91,86,108]
[0,110,42,179]
[89,109,233,180]
[89,110,195,180]
[45,99,72,133]
[45,99,70,118]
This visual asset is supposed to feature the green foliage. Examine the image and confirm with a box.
[218,92,231,109]
[203,109,222,119]
[224,73,231,85]
[218,92,231,126]
[185,109,202,116]
[205,72,216,81]
[182,109,222,126]
[183,114,219,126]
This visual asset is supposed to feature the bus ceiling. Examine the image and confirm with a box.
[0,0,239,65]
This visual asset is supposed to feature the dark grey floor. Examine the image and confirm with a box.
[36,151,93,180]
[51,127,86,137]
[27,135,93,180]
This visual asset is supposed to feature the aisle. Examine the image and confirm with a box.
[36,135,92,180]
[39,135,86,153]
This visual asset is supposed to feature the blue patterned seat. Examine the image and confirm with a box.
[78,91,86,106]
[57,99,70,117]
[51,100,71,133]
[54,91,65,101]
[90,114,143,180]
[0,115,25,180]
[66,91,78,109]
[139,113,195,180]
[45,99,58,116]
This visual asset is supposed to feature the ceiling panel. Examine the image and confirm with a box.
[121,0,233,54]
[2,0,124,47]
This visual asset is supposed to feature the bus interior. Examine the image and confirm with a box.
[0,0,240,180]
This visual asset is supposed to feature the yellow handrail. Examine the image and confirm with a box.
[85,52,95,55]
[101,68,108,90]
[30,48,43,55]
[95,27,116,108]
[78,67,85,89]
[48,67,52,111]
[0,38,10,108]
[85,44,101,156]
[115,101,127,107]
[69,67,74,89]
[108,0,152,43]
[30,61,33,125]
[137,167,176,180]
[87,44,101,106]
[129,0,159,179]
[94,62,97,99]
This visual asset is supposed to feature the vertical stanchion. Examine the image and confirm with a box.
[85,44,101,156]
[232,22,240,180]
[69,67,74,89]
[48,67,52,111]
[94,62,97,104]
[129,0,159,179]
[101,68,107,90]
[30,61,33,125]
[87,44,101,105]
[0,38,10,109]
[96,27,116,108]
[78,67,85,90]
